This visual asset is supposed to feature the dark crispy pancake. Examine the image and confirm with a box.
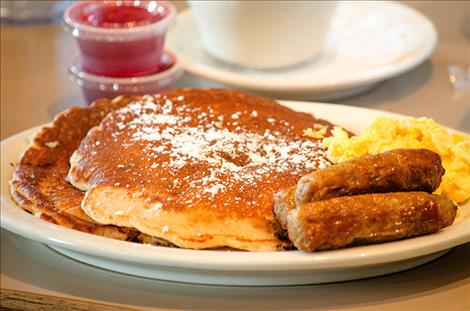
[9,96,169,244]
[68,89,335,251]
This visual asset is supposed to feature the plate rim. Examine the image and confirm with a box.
[167,1,437,92]
[1,101,469,273]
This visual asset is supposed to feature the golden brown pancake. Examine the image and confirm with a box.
[9,96,170,245]
[68,89,334,251]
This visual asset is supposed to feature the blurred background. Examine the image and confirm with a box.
[1,1,469,140]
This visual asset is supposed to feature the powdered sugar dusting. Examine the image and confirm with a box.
[91,95,330,201]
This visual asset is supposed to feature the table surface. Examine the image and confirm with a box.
[1,1,469,310]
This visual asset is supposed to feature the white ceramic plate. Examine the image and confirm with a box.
[1,102,469,286]
[166,1,437,101]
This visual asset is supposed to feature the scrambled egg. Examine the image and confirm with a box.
[317,117,470,203]
[304,123,329,139]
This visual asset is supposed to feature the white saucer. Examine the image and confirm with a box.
[166,1,437,101]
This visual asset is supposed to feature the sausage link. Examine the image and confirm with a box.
[295,149,445,205]
[287,192,457,252]
[273,186,296,229]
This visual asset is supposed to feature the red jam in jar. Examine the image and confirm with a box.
[77,2,165,28]
[65,1,175,77]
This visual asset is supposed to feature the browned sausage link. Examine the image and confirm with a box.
[287,192,457,252]
[273,186,296,229]
[295,149,445,205]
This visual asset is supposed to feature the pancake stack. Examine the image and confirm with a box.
[10,89,335,251]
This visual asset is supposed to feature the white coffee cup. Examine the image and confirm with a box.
[188,1,337,69]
